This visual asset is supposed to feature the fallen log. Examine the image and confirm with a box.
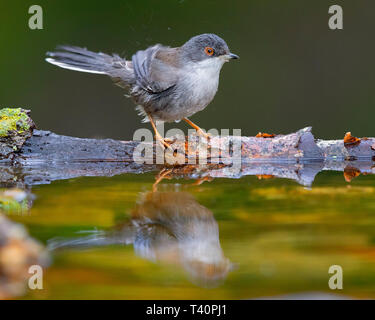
[2,126,375,164]
[3,126,375,165]
[0,128,372,187]
[0,108,374,187]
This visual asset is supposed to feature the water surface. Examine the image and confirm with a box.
[6,171,375,299]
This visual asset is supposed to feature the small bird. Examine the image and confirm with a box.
[46,33,239,148]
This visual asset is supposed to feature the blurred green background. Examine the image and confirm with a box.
[0,0,374,140]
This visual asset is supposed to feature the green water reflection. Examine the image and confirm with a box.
[8,172,375,299]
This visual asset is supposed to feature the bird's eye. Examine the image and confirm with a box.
[204,47,214,56]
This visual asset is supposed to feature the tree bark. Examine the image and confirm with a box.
[0,127,373,187]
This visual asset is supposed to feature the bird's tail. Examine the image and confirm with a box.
[46,45,119,75]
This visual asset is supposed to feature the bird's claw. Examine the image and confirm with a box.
[156,136,174,151]
[196,129,211,140]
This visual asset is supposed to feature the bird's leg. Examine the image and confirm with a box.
[152,168,173,192]
[147,113,173,150]
[183,118,210,139]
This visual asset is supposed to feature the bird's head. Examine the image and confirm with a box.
[180,33,239,67]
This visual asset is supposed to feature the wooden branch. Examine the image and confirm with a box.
[4,126,374,164]
[0,125,373,187]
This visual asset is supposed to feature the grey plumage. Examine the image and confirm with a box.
[46,45,134,87]
[46,33,238,125]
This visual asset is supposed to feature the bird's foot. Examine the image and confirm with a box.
[196,129,211,140]
[183,118,211,141]
[155,134,175,152]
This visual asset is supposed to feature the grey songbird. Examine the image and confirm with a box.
[46,33,239,148]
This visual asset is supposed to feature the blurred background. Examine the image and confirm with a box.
[0,0,374,140]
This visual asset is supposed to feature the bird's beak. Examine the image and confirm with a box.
[228,53,239,60]
[222,53,239,62]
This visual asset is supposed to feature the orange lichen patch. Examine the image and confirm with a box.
[256,174,275,180]
[344,132,361,147]
[255,132,276,138]
[343,166,361,182]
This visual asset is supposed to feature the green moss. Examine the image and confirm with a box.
[0,188,30,215]
[0,108,31,137]
[0,198,29,215]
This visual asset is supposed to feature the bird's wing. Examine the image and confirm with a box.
[132,45,179,93]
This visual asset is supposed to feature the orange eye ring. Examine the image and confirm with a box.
[204,47,214,56]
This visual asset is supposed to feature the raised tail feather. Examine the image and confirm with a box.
[46,45,131,74]
[46,45,114,74]
[46,45,135,89]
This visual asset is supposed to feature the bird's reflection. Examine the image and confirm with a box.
[48,186,233,287]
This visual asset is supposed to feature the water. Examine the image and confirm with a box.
[6,171,375,299]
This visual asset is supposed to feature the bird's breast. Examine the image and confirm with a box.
[142,59,224,122]
[178,62,222,114]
